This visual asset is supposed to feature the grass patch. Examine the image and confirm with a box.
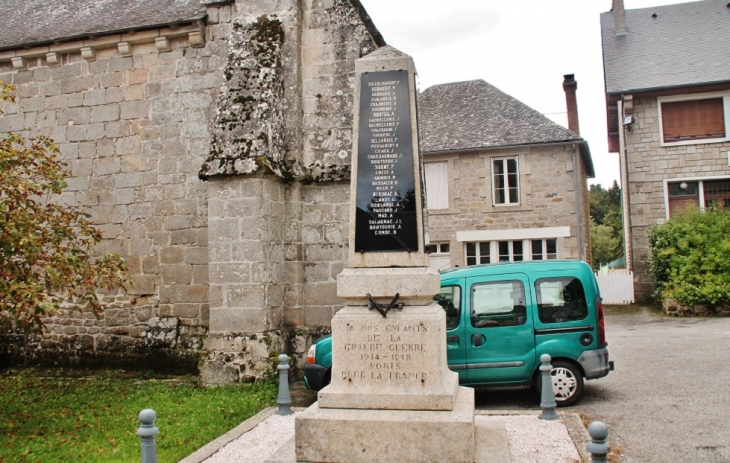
[0,368,277,462]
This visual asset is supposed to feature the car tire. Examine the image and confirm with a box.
[535,360,584,407]
[322,369,331,389]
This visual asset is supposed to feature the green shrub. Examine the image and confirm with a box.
[648,205,730,306]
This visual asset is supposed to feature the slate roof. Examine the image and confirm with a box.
[601,0,730,94]
[0,0,207,51]
[419,80,594,177]
[419,80,582,151]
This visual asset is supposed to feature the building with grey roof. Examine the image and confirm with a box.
[601,0,730,301]
[419,78,594,270]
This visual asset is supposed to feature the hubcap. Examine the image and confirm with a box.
[551,367,577,400]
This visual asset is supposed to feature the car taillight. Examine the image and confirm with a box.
[306,344,317,364]
[597,302,606,347]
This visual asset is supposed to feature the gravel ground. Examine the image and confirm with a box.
[203,412,581,463]
[489,415,581,463]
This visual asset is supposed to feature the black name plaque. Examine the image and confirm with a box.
[354,70,418,253]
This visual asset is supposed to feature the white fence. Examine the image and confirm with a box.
[594,270,635,304]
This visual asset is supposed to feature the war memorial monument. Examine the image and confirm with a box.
[273,45,509,463]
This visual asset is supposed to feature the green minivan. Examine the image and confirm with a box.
[303,260,614,406]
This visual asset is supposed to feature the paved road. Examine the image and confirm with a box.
[475,306,730,462]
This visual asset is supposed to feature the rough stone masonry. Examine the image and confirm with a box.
[0,0,385,383]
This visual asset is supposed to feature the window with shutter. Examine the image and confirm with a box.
[425,161,449,210]
[659,95,728,144]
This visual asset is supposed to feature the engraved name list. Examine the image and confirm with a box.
[354,70,418,252]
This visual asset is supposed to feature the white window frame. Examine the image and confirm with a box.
[464,239,558,266]
[426,242,451,255]
[658,91,730,147]
[465,242,491,266]
[424,161,449,210]
[498,240,524,262]
[427,241,453,271]
[491,156,520,206]
[530,238,558,260]
[663,175,730,219]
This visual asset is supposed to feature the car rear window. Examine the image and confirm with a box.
[470,281,527,328]
[435,285,461,330]
[535,277,588,323]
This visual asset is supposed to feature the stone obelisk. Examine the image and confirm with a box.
[294,45,476,463]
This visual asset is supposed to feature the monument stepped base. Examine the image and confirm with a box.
[291,387,484,463]
[265,391,510,463]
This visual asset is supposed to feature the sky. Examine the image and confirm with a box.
[361,0,696,188]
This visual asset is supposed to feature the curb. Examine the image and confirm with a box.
[560,412,592,463]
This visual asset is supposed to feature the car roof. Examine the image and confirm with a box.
[439,260,593,280]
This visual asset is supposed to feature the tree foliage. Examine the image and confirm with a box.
[0,82,129,333]
[648,205,730,306]
[589,181,623,268]
[590,218,622,267]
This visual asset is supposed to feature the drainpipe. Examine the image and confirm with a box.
[572,143,583,261]
[618,100,632,272]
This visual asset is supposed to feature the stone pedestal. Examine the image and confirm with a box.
[293,267,476,462]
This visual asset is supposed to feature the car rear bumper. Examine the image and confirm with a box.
[303,363,328,391]
[578,347,614,380]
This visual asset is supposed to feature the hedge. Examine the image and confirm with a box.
[648,205,730,306]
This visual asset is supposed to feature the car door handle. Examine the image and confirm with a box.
[472,334,486,347]
[446,335,459,343]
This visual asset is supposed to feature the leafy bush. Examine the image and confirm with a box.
[648,205,730,306]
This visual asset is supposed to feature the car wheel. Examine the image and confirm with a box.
[534,360,584,407]
[322,369,331,389]
[549,360,584,407]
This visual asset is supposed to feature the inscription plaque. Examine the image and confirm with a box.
[336,320,436,386]
[354,70,418,253]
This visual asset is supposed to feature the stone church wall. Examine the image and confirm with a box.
[0,0,379,381]
[200,0,376,383]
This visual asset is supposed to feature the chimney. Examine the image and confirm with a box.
[562,74,580,136]
[613,0,627,35]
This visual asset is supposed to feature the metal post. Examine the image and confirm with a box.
[276,353,293,415]
[538,353,559,420]
[137,409,159,463]
[587,421,609,462]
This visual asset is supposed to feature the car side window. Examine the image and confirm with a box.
[434,285,461,330]
[535,277,588,323]
[470,281,527,328]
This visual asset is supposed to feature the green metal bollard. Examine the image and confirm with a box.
[277,354,293,415]
[539,354,559,420]
[137,409,159,463]
[587,421,609,462]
